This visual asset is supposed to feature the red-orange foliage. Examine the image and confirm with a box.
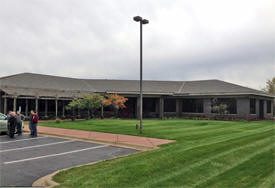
[103,94,128,110]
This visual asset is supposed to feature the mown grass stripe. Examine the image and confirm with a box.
[254,172,275,188]
[140,135,274,187]
[195,148,274,188]
[64,129,274,187]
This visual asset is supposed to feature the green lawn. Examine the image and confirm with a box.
[39,119,275,188]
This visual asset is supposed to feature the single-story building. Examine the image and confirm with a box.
[0,73,274,120]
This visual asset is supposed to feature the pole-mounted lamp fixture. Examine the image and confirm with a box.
[133,16,149,134]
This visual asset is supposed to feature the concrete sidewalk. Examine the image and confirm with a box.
[23,125,175,149]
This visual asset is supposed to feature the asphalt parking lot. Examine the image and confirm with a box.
[0,133,138,187]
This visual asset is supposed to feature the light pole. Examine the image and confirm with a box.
[133,16,149,134]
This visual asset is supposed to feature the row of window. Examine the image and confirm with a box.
[250,99,272,114]
[165,98,273,115]
[164,98,237,114]
[164,99,204,113]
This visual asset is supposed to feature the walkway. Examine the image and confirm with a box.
[23,125,175,149]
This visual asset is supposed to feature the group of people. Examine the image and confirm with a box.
[7,110,39,138]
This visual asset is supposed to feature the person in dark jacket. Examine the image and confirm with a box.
[30,110,38,137]
[29,112,33,136]
[15,111,24,136]
[7,111,17,138]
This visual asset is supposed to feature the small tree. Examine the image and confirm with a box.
[262,77,275,94]
[104,94,128,118]
[66,99,82,121]
[262,77,275,116]
[82,94,104,119]
[67,94,103,120]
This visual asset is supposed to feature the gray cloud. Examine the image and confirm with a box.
[0,0,274,89]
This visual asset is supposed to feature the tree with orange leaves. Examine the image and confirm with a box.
[104,94,128,118]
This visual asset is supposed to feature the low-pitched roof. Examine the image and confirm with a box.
[0,73,273,98]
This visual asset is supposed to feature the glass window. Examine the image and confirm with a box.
[211,98,237,114]
[250,99,256,114]
[164,99,176,112]
[182,99,203,113]
[143,98,156,112]
[267,100,272,113]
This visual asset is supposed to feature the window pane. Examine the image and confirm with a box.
[143,98,156,112]
[182,99,203,113]
[250,99,256,114]
[164,99,176,112]
[267,101,272,113]
[211,98,237,114]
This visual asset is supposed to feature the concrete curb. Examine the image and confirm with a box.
[23,131,158,151]
[32,170,60,188]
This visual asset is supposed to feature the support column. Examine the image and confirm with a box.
[176,99,182,117]
[155,98,159,113]
[0,93,2,113]
[25,99,29,116]
[13,97,17,112]
[159,97,164,119]
[35,97,39,114]
[237,98,250,119]
[4,97,7,114]
[72,107,75,120]
[101,104,104,119]
[45,99,48,117]
[271,100,274,116]
[203,98,212,115]
[77,107,80,118]
[255,99,259,119]
[87,109,90,119]
[55,98,58,119]
[263,100,267,119]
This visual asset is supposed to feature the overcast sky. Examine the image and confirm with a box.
[0,0,274,90]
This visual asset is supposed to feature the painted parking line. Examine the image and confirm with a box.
[4,145,108,164]
[1,136,47,144]
[0,140,75,153]
[0,133,28,137]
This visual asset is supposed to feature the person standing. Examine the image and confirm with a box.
[15,111,24,136]
[29,111,33,136]
[30,110,38,137]
[7,111,17,138]
[7,111,12,120]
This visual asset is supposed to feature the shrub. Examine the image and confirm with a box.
[212,104,228,114]
[55,118,62,124]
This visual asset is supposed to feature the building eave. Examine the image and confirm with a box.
[173,92,275,98]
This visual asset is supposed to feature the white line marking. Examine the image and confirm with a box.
[0,140,74,152]
[4,145,108,164]
[0,133,28,137]
[1,136,47,144]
